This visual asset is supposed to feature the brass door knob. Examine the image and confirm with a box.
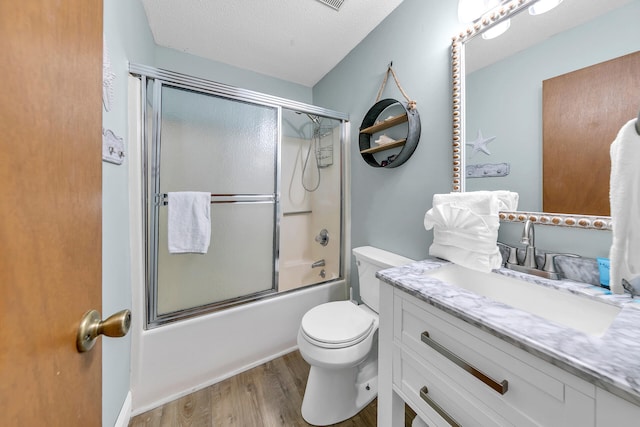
[76,309,131,353]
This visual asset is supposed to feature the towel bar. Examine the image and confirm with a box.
[158,193,276,206]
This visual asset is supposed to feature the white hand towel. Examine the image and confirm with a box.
[493,190,520,211]
[427,191,518,217]
[609,119,640,294]
[167,192,211,254]
[424,191,518,272]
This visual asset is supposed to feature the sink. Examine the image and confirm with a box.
[425,264,621,337]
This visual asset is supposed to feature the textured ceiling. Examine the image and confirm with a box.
[141,0,405,87]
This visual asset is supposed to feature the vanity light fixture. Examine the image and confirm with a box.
[458,0,493,23]
[528,0,563,16]
[458,0,511,39]
[482,19,511,39]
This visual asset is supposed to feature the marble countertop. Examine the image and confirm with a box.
[377,257,640,406]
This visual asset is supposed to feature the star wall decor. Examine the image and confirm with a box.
[466,129,496,156]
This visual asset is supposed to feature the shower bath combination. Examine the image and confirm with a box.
[280,110,343,293]
[132,64,348,326]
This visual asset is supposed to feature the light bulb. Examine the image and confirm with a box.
[529,0,563,16]
[481,18,510,40]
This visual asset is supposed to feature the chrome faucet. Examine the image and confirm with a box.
[502,219,578,280]
[521,219,537,268]
[311,259,326,268]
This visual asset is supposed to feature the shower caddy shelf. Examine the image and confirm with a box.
[359,98,421,168]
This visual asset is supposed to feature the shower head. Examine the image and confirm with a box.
[306,114,321,125]
[295,111,321,125]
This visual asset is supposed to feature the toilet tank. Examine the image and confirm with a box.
[352,246,414,313]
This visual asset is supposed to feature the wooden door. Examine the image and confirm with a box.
[0,1,103,426]
[542,51,640,216]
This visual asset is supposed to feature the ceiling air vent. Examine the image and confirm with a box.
[316,0,344,11]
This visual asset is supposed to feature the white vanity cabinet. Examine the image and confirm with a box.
[596,388,640,427]
[378,283,597,427]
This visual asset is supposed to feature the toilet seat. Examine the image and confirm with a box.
[300,301,376,349]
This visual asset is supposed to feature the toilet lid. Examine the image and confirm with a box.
[301,301,375,349]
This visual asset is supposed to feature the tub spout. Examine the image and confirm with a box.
[311,259,326,268]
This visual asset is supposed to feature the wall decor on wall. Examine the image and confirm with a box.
[466,162,510,178]
[358,64,421,168]
[466,129,495,156]
[102,128,125,165]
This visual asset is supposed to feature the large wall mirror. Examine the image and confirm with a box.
[451,0,640,230]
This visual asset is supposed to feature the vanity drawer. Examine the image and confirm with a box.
[394,292,596,427]
[394,344,512,426]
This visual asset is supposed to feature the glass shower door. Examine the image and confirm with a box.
[149,82,279,322]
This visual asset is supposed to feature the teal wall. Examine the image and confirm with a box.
[313,0,631,296]
[102,1,154,426]
[313,0,461,297]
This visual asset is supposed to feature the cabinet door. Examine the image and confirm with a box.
[396,346,512,427]
[397,292,596,427]
[596,388,640,426]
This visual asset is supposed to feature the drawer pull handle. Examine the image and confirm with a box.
[420,386,461,427]
[421,331,508,395]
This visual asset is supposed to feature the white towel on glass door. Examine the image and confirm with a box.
[609,118,640,294]
[167,192,211,254]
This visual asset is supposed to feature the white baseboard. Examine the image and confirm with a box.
[114,391,132,427]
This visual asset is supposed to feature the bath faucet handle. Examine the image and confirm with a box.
[542,253,579,274]
[315,229,329,247]
[622,279,636,298]
[497,242,519,266]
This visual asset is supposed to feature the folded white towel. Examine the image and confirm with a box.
[424,191,518,272]
[609,119,640,294]
[429,242,503,274]
[167,192,211,254]
[374,134,396,145]
[493,190,520,211]
[428,191,518,216]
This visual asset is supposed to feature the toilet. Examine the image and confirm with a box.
[297,246,414,426]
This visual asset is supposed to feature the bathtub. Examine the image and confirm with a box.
[130,275,347,414]
[279,259,338,292]
[127,84,350,414]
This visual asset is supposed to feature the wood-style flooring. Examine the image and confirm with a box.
[129,350,416,427]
